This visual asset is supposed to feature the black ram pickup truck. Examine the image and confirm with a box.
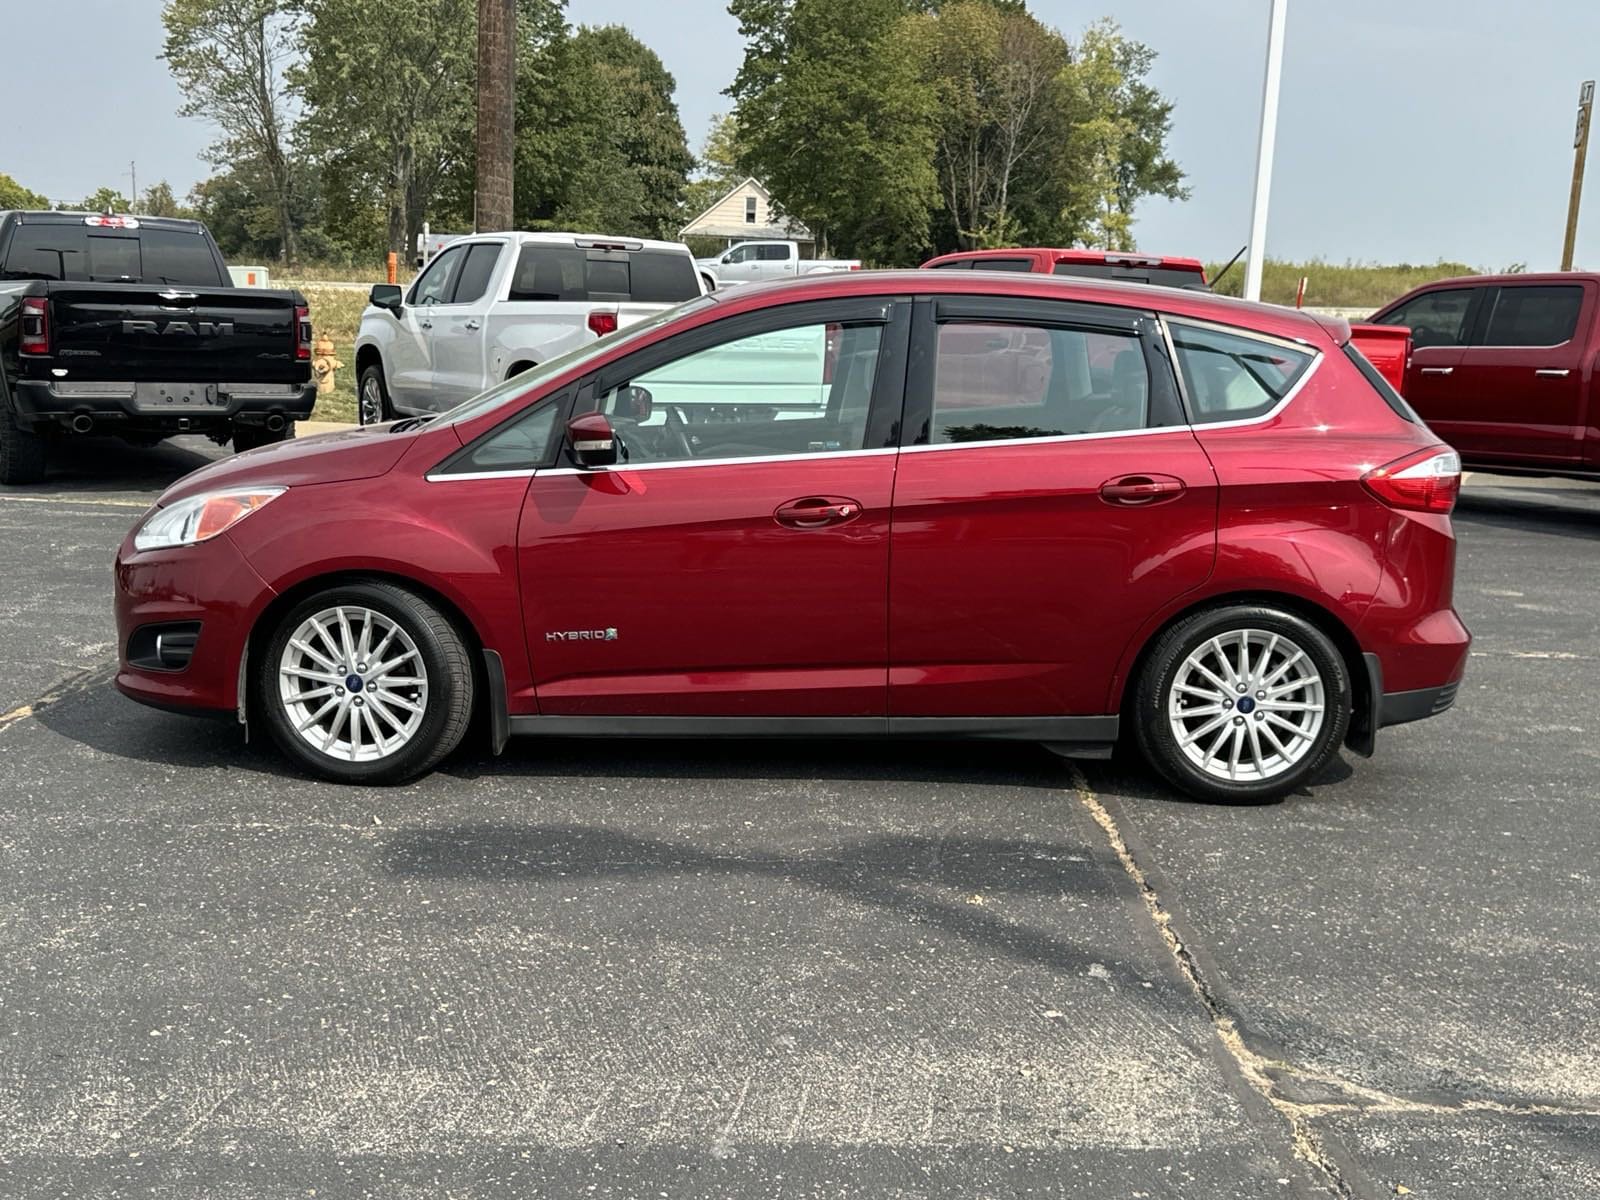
[0,211,315,484]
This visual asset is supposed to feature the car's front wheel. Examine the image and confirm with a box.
[1133,605,1351,803]
[258,581,475,784]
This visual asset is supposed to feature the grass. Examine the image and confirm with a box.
[1205,258,1482,310]
[300,284,373,424]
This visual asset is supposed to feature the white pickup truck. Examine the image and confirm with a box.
[354,232,703,421]
[694,240,861,291]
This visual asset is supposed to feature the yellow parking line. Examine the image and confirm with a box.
[0,494,148,509]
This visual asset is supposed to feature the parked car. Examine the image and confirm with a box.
[114,271,1468,802]
[0,211,314,484]
[1368,272,1600,478]
[696,240,861,290]
[923,246,1413,395]
[354,232,703,422]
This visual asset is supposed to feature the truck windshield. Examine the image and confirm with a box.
[0,224,225,286]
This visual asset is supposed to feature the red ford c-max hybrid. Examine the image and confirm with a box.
[114,271,1469,802]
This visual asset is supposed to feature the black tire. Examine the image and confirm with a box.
[257,581,475,784]
[233,422,295,453]
[1132,604,1351,804]
[358,364,392,426]
[0,392,47,485]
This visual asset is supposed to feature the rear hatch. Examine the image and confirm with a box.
[45,284,304,383]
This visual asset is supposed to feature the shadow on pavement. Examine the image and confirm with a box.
[1454,489,1600,541]
[382,820,1195,1014]
[32,434,219,494]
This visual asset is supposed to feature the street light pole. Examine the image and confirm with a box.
[1561,80,1594,272]
[1244,0,1288,302]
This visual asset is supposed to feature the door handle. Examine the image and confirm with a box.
[1535,368,1570,377]
[1099,474,1186,506]
[1418,366,1453,376]
[464,319,482,331]
[774,496,863,527]
[418,318,433,330]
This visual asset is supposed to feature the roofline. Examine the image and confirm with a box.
[678,176,765,238]
[5,209,208,229]
[922,247,1206,270]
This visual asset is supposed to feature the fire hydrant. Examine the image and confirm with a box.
[312,335,344,396]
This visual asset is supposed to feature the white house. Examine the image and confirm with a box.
[678,177,814,252]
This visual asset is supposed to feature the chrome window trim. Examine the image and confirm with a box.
[425,468,539,483]
[1160,315,1325,432]
[533,446,901,477]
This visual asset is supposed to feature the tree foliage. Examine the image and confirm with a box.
[681,112,747,220]
[0,173,50,210]
[162,0,302,261]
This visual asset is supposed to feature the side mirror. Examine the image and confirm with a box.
[568,412,618,468]
[370,283,404,314]
[721,253,733,264]
[618,385,653,421]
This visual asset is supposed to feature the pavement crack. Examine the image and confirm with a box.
[1070,766,1357,1197]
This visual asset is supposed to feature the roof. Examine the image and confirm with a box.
[677,177,812,241]
[704,269,1339,345]
[923,247,1207,273]
[4,210,207,232]
[451,230,693,253]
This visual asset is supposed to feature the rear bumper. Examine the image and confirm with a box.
[1378,680,1461,727]
[14,379,315,434]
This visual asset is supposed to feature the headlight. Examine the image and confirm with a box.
[133,487,285,552]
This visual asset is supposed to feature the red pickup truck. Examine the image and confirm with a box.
[922,247,1412,395]
[1368,273,1600,478]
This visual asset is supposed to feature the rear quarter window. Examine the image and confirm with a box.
[1169,321,1316,424]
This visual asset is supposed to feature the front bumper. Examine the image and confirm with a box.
[16,379,315,435]
[114,529,277,715]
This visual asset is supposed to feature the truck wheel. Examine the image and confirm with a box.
[0,395,47,486]
[233,422,295,453]
[359,365,392,426]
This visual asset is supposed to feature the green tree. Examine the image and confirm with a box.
[729,0,940,264]
[513,23,693,238]
[897,1,1072,250]
[79,187,131,214]
[1059,20,1187,250]
[0,173,50,210]
[681,112,746,221]
[295,0,478,256]
[162,0,302,262]
[140,180,194,219]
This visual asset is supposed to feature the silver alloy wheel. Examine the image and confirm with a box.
[278,605,429,763]
[1168,629,1326,783]
[359,375,385,425]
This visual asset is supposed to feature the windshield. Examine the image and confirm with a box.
[432,295,718,427]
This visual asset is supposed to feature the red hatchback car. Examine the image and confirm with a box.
[114,271,1469,801]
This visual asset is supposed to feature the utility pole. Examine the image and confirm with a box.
[127,161,137,211]
[474,0,516,233]
[1244,0,1287,302]
[1561,80,1594,272]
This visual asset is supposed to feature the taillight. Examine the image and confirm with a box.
[19,297,49,356]
[295,305,311,360]
[1362,447,1461,514]
[588,310,618,338]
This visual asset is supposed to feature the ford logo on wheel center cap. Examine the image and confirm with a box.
[345,674,364,692]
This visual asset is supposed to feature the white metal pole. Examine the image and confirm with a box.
[1244,0,1288,302]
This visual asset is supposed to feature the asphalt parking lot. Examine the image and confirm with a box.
[1,437,1597,1199]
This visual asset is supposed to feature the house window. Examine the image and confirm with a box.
[745,196,758,224]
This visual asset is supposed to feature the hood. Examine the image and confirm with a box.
[158,424,437,505]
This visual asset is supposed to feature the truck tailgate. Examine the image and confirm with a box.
[46,284,303,383]
[1348,323,1411,396]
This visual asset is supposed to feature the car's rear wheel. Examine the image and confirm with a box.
[1133,605,1351,803]
[0,394,47,485]
[258,581,475,784]
[358,365,391,426]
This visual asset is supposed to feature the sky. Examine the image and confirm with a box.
[9,0,1600,269]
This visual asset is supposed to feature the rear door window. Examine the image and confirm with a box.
[1169,321,1316,423]
[1373,288,1477,349]
[928,321,1151,443]
[1480,285,1583,347]
[508,244,700,303]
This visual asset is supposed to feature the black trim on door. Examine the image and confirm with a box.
[902,294,1185,446]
